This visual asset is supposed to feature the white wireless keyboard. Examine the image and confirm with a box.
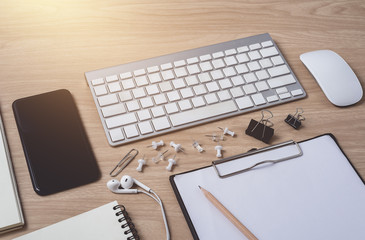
[85,33,306,146]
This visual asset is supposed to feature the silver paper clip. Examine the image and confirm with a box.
[110,149,139,177]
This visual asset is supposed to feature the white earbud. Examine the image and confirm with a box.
[107,175,151,193]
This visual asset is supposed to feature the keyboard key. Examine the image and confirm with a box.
[148,73,162,83]
[132,88,146,98]
[134,69,146,76]
[98,94,118,107]
[223,56,238,66]
[267,95,279,102]
[152,116,171,131]
[235,96,254,109]
[187,57,199,64]
[259,58,273,69]
[276,87,288,94]
[271,56,285,65]
[200,54,212,61]
[101,104,126,117]
[167,91,181,102]
[243,72,258,83]
[217,90,232,101]
[106,75,118,82]
[138,121,153,135]
[261,40,273,47]
[118,91,133,101]
[206,82,220,92]
[187,64,201,74]
[161,70,175,80]
[218,78,233,89]
[267,74,296,88]
[212,51,224,58]
[242,84,257,94]
[211,70,224,80]
[120,72,132,79]
[174,60,186,67]
[291,89,304,96]
[223,67,236,77]
[249,43,261,50]
[159,82,173,92]
[170,101,237,126]
[94,85,108,96]
[237,46,249,53]
[161,63,173,70]
[108,82,122,93]
[231,76,245,86]
[124,124,139,138]
[153,94,168,105]
[135,76,149,86]
[204,93,219,104]
[137,109,152,121]
[248,50,261,60]
[174,67,188,78]
[165,102,179,114]
[260,46,279,58]
[255,70,269,80]
[198,72,212,83]
[147,66,159,73]
[185,75,199,86]
[235,64,249,74]
[230,87,244,98]
[247,61,261,71]
[105,113,137,128]
[145,84,160,95]
[140,97,154,108]
[126,100,140,111]
[172,78,186,89]
[268,65,290,77]
[225,49,237,56]
[193,85,207,95]
[279,92,291,99]
[92,78,104,86]
[191,96,206,107]
[121,79,135,89]
[236,53,250,63]
[178,99,193,111]
[255,81,269,91]
[212,59,225,69]
[251,93,266,105]
[109,128,124,142]
[200,61,213,72]
[151,106,165,117]
[180,87,194,98]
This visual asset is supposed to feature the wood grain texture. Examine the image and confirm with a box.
[0,0,364,239]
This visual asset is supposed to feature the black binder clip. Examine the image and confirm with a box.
[285,108,305,129]
[245,110,274,144]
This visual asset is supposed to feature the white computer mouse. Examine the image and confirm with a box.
[300,50,363,107]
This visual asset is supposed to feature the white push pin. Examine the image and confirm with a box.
[218,127,235,137]
[192,140,204,153]
[136,157,146,172]
[152,150,168,163]
[170,141,184,152]
[166,155,177,172]
[148,140,164,150]
[215,145,223,158]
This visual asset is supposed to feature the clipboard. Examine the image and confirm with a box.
[170,134,365,240]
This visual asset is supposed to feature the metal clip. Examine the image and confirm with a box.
[110,149,139,177]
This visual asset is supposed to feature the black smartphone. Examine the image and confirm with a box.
[13,89,100,196]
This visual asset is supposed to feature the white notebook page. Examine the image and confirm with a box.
[14,201,134,240]
[173,135,365,240]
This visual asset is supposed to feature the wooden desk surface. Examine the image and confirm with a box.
[1,1,364,239]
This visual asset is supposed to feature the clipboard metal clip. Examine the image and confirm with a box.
[110,149,139,177]
[212,140,303,178]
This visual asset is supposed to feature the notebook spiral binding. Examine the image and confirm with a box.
[113,205,140,240]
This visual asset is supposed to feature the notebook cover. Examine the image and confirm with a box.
[169,133,365,240]
[12,89,100,196]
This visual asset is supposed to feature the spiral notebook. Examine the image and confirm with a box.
[14,201,139,240]
[170,134,365,240]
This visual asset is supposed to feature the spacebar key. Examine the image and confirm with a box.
[169,101,238,127]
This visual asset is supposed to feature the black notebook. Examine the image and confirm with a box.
[13,89,100,195]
